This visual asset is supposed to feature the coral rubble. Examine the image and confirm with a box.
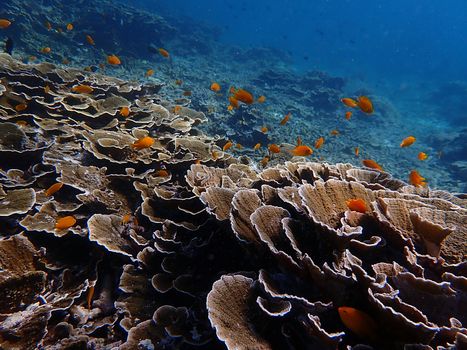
[0,54,466,350]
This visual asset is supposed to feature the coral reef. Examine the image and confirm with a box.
[0,54,466,349]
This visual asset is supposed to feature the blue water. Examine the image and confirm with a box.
[132,0,467,84]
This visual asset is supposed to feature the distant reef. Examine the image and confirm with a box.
[0,53,466,350]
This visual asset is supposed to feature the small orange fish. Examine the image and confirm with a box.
[357,96,374,114]
[194,159,201,165]
[229,96,239,108]
[210,82,221,92]
[409,170,426,187]
[173,105,182,114]
[338,306,378,340]
[72,85,94,94]
[175,79,183,86]
[87,285,95,310]
[260,156,270,167]
[45,21,52,30]
[418,152,428,161]
[212,150,219,160]
[297,136,302,146]
[122,214,132,224]
[145,69,154,77]
[41,47,51,54]
[29,55,37,62]
[55,216,77,230]
[253,143,261,151]
[269,144,281,154]
[341,97,358,108]
[330,129,339,136]
[233,89,254,104]
[158,48,170,58]
[345,111,352,120]
[86,34,95,45]
[400,136,416,148]
[66,23,73,31]
[120,106,130,117]
[183,90,192,96]
[45,182,63,197]
[227,105,234,111]
[314,137,324,149]
[346,198,368,213]
[107,54,121,65]
[223,141,233,151]
[291,145,313,157]
[280,112,291,125]
[0,19,12,29]
[15,103,27,112]
[355,146,359,157]
[132,136,155,150]
[235,143,243,149]
[362,159,383,171]
[257,95,266,103]
[15,120,28,127]
[260,126,268,133]
[155,169,170,177]
[229,86,237,94]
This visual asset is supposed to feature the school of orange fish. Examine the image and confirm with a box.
[1,16,434,333]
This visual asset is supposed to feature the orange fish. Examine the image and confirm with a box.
[235,143,243,149]
[41,47,51,54]
[227,105,234,111]
[107,54,121,65]
[330,129,339,136]
[155,169,170,177]
[55,216,77,230]
[257,95,266,103]
[345,111,352,120]
[212,150,219,160]
[45,21,52,30]
[229,96,239,108]
[355,146,359,157]
[66,23,73,31]
[194,159,201,165]
[297,136,302,146]
[346,198,368,213]
[291,145,313,157]
[260,156,270,167]
[132,136,155,150]
[175,79,183,86]
[86,34,95,45]
[400,136,416,147]
[120,106,130,117]
[15,103,27,112]
[362,159,383,171]
[15,120,28,127]
[72,85,94,94]
[45,182,63,197]
[409,170,426,187]
[268,144,281,154]
[210,82,221,92]
[260,126,268,133]
[29,55,37,62]
[280,112,291,125]
[173,105,182,114]
[418,152,428,161]
[338,306,378,340]
[0,19,12,29]
[314,137,324,149]
[233,89,254,104]
[357,96,374,114]
[223,141,233,151]
[158,48,170,58]
[145,69,154,77]
[341,97,358,108]
[253,143,261,151]
[183,90,192,96]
